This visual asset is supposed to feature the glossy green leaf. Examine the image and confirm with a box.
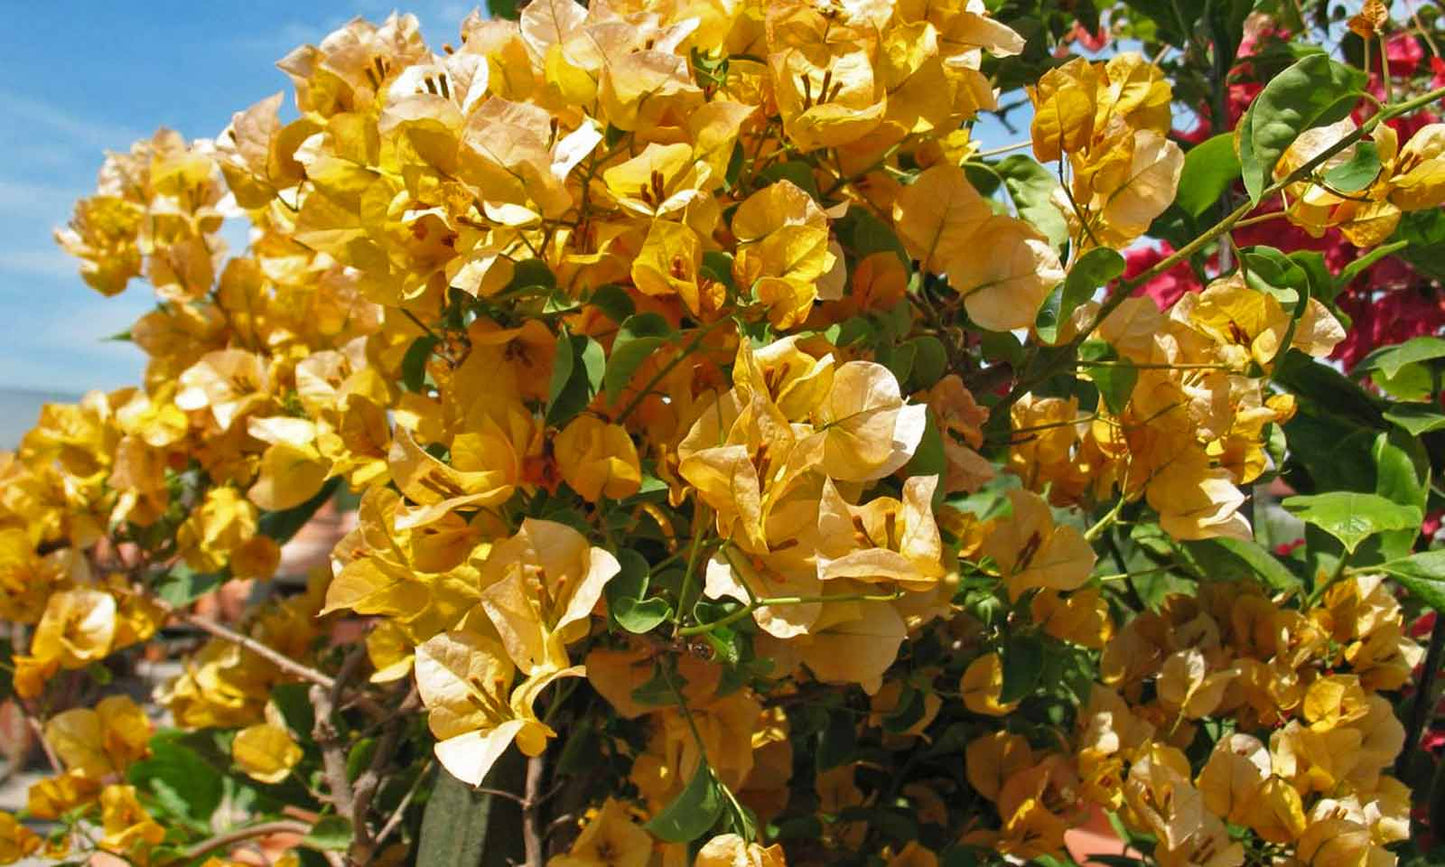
[303,816,353,851]
[1179,537,1302,593]
[843,207,910,265]
[1079,342,1138,415]
[606,549,672,633]
[1333,241,1408,295]
[604,313,676,402]
[258,477,341,545]
[1176,133,1241,217]
[644,765,725,843]
[155,564,226,607]
[999,634,1044,704]
[1322,140,1381,192]
[907,336,948,391]
[588,284,635,323]
[128,732,224,827]
[1378,550,1445,611]
[1281,492,1423,554]
[995,155,1070,250]
[756,161,819,198]
[402,335,439,393]
[547,334,606,426]
[1036,248,1124,343]
[1355,336,1445,380]
[486,0,519,19]
[418,755,523,867]
[1384,404,1445,436]
[1239,55,1367,202]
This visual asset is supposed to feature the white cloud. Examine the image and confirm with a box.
[0,91,143,153]
[0,179,81,216]
[0,249,75,279]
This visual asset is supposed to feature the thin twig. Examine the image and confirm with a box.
[173,609,335,689]
[182,820,311,861]
[1399,614,1445,776]
[25,716,62,774]
[523,754,546,867]
[473,786,529,805]
[348,677,409,861]
[167,606,386,717]
[373,761,434,849]
[311,681,356,820]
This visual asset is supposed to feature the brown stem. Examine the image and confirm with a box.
[348,685,415,862]
[311,682,356,820]
[167,606,386,718]
[25,715,62,774]
[523,754,546,867]
[173,609,335,689]
[1399,614,1445,776]
[181,820,310,861]
[373,761,433,849]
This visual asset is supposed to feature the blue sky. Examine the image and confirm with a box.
[0,2,474,395]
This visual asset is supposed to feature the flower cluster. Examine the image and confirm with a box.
[0,2,1442,866]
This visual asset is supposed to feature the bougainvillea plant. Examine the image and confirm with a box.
[5,0,1445,865]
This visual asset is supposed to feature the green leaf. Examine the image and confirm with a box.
[878,340,916,388]
[588,284,635,323]
[546,334,606,426]
[906,336,948,391]
[303,816,353,851]
[842,206,910,265]
[1274,349,1384,427]
[271,683,316,737]
[1079,342,1138,415]
[258,477,340,545]
[604,313,676,402]
[999,634,1044,704]
[1384,404,1445,436]
[402,335,440,393]
[1333,240,1408,295]
[606,549,672,633]
[644,765,725,843]
[902,418,946,500]
[128,733,224,827]
[1238,55,1367,202]
[631,661,682,708]
[1242,246,1307,309]
[881,685,927,734]
[756,161,819,199]
[154,564,225,607]
[1379,550,1445,611]
[486,0,519,19]
[1355,336,1445,380]
[1372,430,1430,563]
[1178,538,1302,593]
[1393,208,1445,282]
[980,330,1024,367]
[701,251,736,293]
[546,329,576,414]
[346,738,377,783]
[817,708,857,770]
[1281,492,1423,554]
[1322,140,1381,193]
[994,155,1069,250]
[1036,248,1124,343]
[1176,133,1242,217]
[507,258,556,293]
[418,755,523,867]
